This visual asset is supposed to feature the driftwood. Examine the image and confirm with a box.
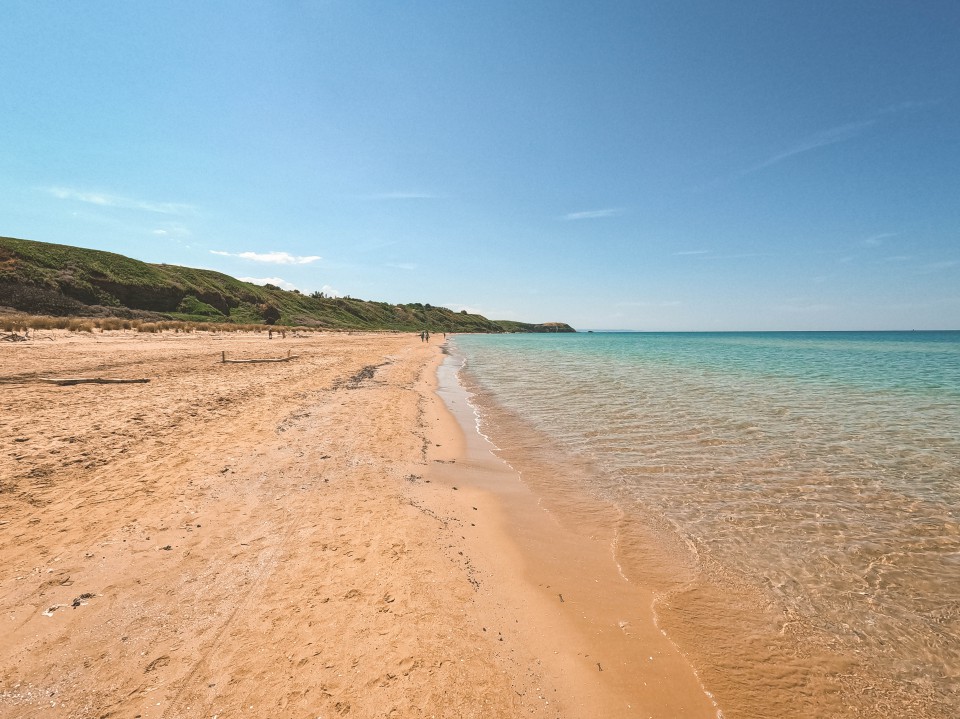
[1,332,29,342]
[38,377,151,386]
[221,350,299,364]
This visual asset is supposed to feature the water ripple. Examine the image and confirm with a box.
[454,331,960,714]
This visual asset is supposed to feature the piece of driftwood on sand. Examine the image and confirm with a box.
[220,350,300,364]
[38,377,151,386]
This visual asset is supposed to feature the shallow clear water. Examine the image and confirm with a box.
[451,331,960,715]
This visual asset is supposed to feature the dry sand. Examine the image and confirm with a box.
[1,330,719,718]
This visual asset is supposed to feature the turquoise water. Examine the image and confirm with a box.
[450,331,960,715]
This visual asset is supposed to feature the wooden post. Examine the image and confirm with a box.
[222,351,225,363]
[39,377,151,385]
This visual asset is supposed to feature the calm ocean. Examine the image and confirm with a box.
[449,331,959,717]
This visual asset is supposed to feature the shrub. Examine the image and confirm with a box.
[176,295,224,317]
[66,318,94,333]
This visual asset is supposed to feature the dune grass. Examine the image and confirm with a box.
[0,313,319,336]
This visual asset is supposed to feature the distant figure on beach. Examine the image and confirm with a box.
[425,331,430,342]
[420,331,425,342]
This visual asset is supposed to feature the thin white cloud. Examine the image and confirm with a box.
[915,260,959,274]
[699,252,769,261]
[210,250,321,265]
[876,99,942,115]
[562,208,624,220]
[46,186,195,215]
[238,276,298,291]
[775,303,834,313]
[616,300,683,308]
[700,105,933,192]
[673,250,709,256]
[152,222,191,238]
[318,284,343,298]
[739,120,875,177]
[358,191,442,200]
[359,239,400,251]
[862,232,897,247]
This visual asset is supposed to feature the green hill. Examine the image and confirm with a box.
[0,236,575,333]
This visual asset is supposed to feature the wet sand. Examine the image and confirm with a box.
[1,330,716,718]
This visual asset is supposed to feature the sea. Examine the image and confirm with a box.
[447,331,959,718]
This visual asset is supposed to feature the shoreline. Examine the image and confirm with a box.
[0,329,723,718]
[422,347,721,718]
[443,332,960,719]
[4,329,953,716]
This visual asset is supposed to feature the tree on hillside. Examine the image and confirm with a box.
[260,303,281,325]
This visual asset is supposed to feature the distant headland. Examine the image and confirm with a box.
[0,236,574,333]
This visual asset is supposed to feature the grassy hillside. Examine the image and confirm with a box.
[0,236,574,333]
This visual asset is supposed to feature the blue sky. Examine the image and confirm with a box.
[2,1,958,330]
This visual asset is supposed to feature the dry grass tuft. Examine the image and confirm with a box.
[0,312,317,336]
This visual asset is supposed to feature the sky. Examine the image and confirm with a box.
[2,0,958,331]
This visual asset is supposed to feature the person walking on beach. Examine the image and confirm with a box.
[420,331,425,342]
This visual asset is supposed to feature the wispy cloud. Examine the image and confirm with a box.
[385,262,418,271]
[46,186,195,215]
[673,250,709,256]
[358,239,400,252]
[210,250,322,265]
[357,191,442,200]
[152,222,191,238]
[876,98,942,115]
[699,101,938,191]
[775,302,834,313]
[616,300,682,308]
[915,260,959,274]
[862,232,897,247]
[317,284,343,298]
[562,208,624,220]
[699,252,769,261]
[238,276,298,291]
[739,120,875,177]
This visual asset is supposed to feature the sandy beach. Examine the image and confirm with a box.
[1,330,718,718]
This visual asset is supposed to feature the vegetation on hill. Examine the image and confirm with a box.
[0,236,575,333]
